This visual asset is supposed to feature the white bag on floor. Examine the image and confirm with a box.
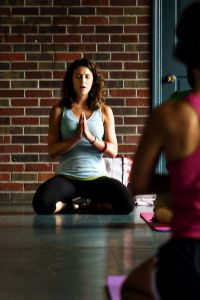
[103,157,133,187]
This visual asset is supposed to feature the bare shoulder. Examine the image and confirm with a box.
[50,104,63,118]
[101,104,114,119]
[151,98,196,125]
[101,104,113,114]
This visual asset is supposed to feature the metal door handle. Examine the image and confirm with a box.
[167,74,176,83]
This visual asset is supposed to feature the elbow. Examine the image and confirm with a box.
[48,146,56,160]
[110,151,117,158]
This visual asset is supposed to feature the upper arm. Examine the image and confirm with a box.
[102,105,117,146]
[131,109,164,194]
[48,105,63,147]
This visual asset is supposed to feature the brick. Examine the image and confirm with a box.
[11,98,38,106]
[110,71,136,79]
[110,89,136,98]
[12,26,38,34]
[0,107,24,116]
[12,173,37,181]
[69,43,96,52]
[12,7,39,15]
[54,52,81,61]
[10,192,33,204]
[27,53,53,61]
[12,136,39,143]
[124,116,148,125]
[68,25,94,34]
[0,26,9,33]
[11,80,38,88]
[0,145,23,153]
[0,163,24,172]
[40,7,67,15]
[54,35,81,43]
[0,72,24,79]
[126,98,149,106]
[40,98,60,106]
[0,136,10,143]
[25,90,52,98]
[82,16,108,25]
[96,7,123,15]
[0,118,10,125]
[39,80,61,89]
[68,7,95,15]
[0,126,23,135]
[98,44,124,52]
[110,0,136,5]
[12,117,39,126]
[39,26,66,34]
[137,89,150,97]
[137,107,150,115]
[53,16,80,25]
[0,155,10,162]
[124,80,149,88]
[0,183,23,191]
[111,53,138,61]
[24,145,48,153]
[25,163,52,172]
[54,0,80,5]
[124,7,150,16]
[111,35,138,43]
[0,81,9,88]
[26,35,52,43]
[0,173,10,181]
[83,0,108,5]
[12,154,39,162]
[38,173,53,181]
[24,17,51,24]
[113,107,137,115]
[0,16,23,24]
[96,25,123,34]
[26,107,50,116]
[0,53,25,61]
[11,62,37,70]
[110,17,137,24]
[0,45,12,52]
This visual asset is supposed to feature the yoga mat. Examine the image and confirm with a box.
[106,275,126,300]
[140,212,171,232]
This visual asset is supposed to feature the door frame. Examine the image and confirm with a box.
[152,0,162,110]
[151,0,163,173]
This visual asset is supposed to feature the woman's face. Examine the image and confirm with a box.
[72,66,94,98]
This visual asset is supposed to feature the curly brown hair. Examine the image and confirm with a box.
[60,58,106,110]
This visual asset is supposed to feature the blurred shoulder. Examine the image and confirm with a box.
[50,103,63,118]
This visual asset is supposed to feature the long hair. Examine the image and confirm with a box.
[60,58,105,110]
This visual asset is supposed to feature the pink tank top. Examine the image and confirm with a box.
[168,92,200,238]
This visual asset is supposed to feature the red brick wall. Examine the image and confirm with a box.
[0,0,151,204]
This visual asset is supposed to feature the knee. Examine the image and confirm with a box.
[32,186,55,215]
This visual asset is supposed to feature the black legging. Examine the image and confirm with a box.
[32,175,134,215]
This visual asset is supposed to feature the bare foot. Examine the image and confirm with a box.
[54,201,67,213]
[154,207,173,224]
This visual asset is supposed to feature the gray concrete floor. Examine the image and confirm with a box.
[0,205,170,300]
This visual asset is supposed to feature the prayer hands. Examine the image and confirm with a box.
[78,113,93,141]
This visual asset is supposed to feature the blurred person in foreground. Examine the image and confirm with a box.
[122,2,200,299]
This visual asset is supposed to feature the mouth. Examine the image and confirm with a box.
[80,86,86,89]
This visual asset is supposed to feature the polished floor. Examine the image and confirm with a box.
[0,205,170,300]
